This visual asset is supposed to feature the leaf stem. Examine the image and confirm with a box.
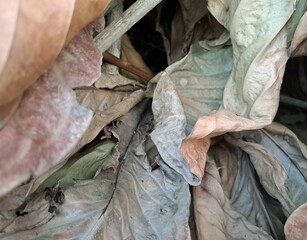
[95,0,163,53]
[103,51,153,81]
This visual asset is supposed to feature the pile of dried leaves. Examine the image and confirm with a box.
[0,0,306,239]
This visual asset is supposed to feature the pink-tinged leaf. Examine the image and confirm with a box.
[0,26,102,197]
[284,203,307,240]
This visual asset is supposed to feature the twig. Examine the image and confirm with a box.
[103,52,153,81]
[104,3,123,75]
[95,0,163,53]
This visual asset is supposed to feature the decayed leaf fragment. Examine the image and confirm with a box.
[0,26,102,197]
[0,0,110,124]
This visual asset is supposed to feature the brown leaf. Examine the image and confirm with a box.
[120,34,153,81]
[75,89,145,149]
[181,109,267,179]
[0,0,110,120]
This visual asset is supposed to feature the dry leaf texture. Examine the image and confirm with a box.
[284,203,307,240]
[0,27,102,197]
[180,0,306,180]
[0,0,110,124]
[0,112,191,240]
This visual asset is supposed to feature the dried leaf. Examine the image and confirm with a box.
[0,0,110,118]
[149,34,232,183]
[75,89,145,149]
[157,0,225,63]
[0,27,102,197]
[194,160,274,240]
[151,75,201,185]
[0,112,191,240]
[284,203,307,240]
[181,0,305,180]
[225,127,307,217]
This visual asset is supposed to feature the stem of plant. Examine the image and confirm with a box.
[103,52,153,81]
[95,0,163,53]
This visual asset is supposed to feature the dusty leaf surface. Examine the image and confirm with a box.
[0,26,102,197]
[181,0,306,180]
[0,112,191,240]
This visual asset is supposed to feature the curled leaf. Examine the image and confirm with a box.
[0,0,110,121]
[0,26,102,197]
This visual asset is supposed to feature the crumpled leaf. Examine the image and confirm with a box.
[149,33,233,183]
[0,193,55,232]
[151,76,202,185]
[225,126,307,217]
[180,0,306,180]
[284,203,307,240]
[193,122,306,239]
[0,0,110,122]
[75,88,145,149]
[0,140,118,233]
[34,140,116,193]
[0,26,102,197]
[157,0,225,63]
[0,112,191,240]
[194,160,274,240]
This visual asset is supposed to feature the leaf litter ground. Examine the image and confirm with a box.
[1,1,307,239]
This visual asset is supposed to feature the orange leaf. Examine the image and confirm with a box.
[0,0,110,121]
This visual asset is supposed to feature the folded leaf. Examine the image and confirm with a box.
[181,0,306,180]
[150,35,232,183]
[224,126,307,217]
[194,160,274,240]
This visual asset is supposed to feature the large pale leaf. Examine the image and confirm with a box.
[181,0,307,180]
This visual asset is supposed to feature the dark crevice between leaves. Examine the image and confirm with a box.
[276,56,307,144]
[124,0,168,74]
